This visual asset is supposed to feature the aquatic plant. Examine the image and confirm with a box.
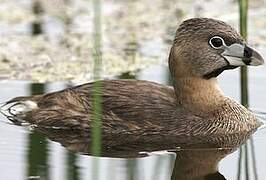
[91,0,102,157]
[238,0,258,180]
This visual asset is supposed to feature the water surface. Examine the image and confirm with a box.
[0,66,266,180]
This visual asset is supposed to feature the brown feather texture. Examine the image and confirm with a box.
[0,18,264,159]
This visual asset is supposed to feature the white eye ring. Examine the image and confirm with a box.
[209,36,226,49]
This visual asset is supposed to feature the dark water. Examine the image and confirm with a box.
[0,66,266,180]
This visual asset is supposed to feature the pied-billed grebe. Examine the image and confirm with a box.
[0,18,264,153]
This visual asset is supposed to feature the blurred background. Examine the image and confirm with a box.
[0,0,266,180]
[0,0,265,83]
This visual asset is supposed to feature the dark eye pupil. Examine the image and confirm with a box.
[211,38,223,48]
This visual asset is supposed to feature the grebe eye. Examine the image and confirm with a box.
[209,36,225,49]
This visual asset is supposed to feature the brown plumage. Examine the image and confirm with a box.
[0,18,264,159]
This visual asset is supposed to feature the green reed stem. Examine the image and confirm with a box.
[244,143,249,179]
[91,0,102,156]
[67,151,80,180]
[238,0,249,179]
[239,0,248,107]
[238,1,258,180]
[28,84,49,180]
[31,0,43,35]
